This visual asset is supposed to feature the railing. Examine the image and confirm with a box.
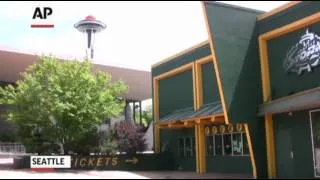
[0,142,26,155]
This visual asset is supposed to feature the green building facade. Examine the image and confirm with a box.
[152,1,320,179]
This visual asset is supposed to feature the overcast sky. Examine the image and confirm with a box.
[0,1,288,72]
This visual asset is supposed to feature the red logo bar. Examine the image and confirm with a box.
[31,24,54,28]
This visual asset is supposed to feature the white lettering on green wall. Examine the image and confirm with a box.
[283,29,320,75]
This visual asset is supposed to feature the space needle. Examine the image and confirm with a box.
[74,15,106,60]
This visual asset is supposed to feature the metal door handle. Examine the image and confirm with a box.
[290,151,294,159]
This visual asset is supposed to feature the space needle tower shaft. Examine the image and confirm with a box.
[74,15,106,60]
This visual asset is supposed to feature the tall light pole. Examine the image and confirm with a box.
[74,15,106,60]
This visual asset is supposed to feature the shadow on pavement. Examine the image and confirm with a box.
[132,171,253,179]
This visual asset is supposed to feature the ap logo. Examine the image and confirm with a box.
[31,6,54,28]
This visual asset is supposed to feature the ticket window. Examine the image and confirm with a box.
[206,129,249,157]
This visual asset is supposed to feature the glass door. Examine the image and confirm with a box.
[309,109,320,178]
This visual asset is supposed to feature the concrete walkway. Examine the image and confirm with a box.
[133,171,252,179]
[0,169,252,179]
[0,170,252,179]
[0,170,149,179]
[0,158,251,179]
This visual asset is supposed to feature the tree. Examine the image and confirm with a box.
[134,104,153,128]
[0,56,127,154]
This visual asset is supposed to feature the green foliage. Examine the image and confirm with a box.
[99,138,118,155]
[66,126,101,155]
[0,56,128,154]
[97,126,119,155]
[0,85,16,104]
[0,131,18,142]
[134,104,153,127]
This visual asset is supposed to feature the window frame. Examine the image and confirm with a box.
[205,129,250,157]
[177,136,196,157]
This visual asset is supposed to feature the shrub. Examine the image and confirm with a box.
[66,127,100,155]
[99,138,118,155]
[113,121,147,154]
[0,131,18,142]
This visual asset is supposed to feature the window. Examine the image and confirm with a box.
[214,134,223,155]
[206,136,214,156]
[205,126,249,157]
[178,138,184,157]
[223,134,232,155]
[178,137,195,157]
[232,133,243,155]
[185,137,192,157]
